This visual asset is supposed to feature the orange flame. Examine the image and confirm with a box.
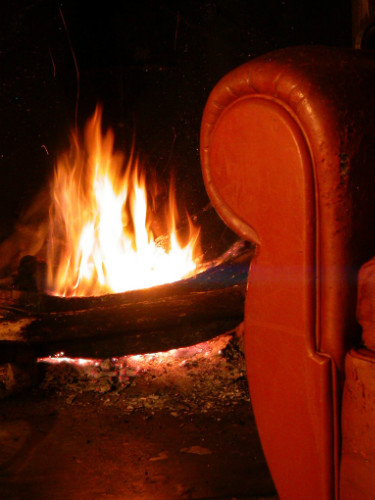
[47,106,200,297]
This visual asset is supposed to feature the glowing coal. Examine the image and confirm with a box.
[36,330,249,415]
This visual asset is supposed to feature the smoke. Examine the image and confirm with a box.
[0,188,50,278]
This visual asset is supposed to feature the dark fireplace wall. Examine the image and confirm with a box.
[0,0,351,261]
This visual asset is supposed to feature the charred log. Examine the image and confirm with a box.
[0,261,248,360]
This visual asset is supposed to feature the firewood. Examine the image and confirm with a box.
[0,260,249,360]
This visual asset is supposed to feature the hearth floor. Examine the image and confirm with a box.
[0,394,276,500]
[0,333,277,499]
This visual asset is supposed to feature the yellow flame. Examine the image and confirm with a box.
[47,106,200,297]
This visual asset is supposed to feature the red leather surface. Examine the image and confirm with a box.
[201,47,375,499]
[357,257,375,350]
[341,349,375,499]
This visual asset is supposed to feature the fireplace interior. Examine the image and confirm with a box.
[0,1,352,499]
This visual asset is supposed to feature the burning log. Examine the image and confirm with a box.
[0,259,249,361]
[0,106,251,363]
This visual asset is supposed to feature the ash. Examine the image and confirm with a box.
[37,326,249,416]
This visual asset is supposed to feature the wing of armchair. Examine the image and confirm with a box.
[200,46,375,499]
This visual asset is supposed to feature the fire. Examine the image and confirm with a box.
[47,106,200,297]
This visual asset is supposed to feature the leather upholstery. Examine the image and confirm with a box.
[200,46,375,499]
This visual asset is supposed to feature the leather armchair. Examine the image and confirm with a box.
[200,46,375,499]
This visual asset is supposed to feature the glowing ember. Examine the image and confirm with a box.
[47,105,200,297]
[42,352,100,367]
[35,332,248,414]
[37,333,232,372]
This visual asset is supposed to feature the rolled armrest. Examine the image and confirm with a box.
[201,46,375,499]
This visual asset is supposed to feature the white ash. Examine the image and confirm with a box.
[37,328,250,415]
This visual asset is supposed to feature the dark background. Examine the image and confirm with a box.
[0,0,351,255]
